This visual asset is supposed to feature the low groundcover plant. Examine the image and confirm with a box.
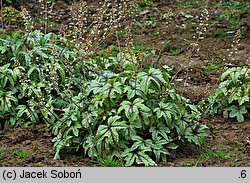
[205,67,249,123]
[0,30,209,166]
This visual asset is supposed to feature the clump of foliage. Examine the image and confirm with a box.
[137,0,149,9]
[13,149,30,159]
[0,30,86,128]
[52,55,209,166]
[222,1,250,9]
[0,30,209,166]
[216,1,250,30]
[205,67,249,123]
[2,6,24,26]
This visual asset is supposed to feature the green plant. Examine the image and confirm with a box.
[13,149,30,159]
[144,18,157,28]
[228,17,242,29]
[0,30,88,128]
[205,67,249,123]
[195,147,240,166]
[222,1,250,9]
[94,155,124,167]
[136,0,157,10]
[214,30,226,37]
[217,2,249,30]
[202,62,224,72]
[0,146,4,160]
[97,45,120,58]
[137,0,148,9]
[167,48,181,56]
[3,0,25,4]
[52,62,209,166]
[135,21,143,29]
[0,29,209,166]
[2,6,24,26]
[235,140,248,149]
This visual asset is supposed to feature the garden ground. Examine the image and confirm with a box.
[0,0,249,166]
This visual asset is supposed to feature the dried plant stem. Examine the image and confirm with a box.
[44,0,48,34]
[0,0,3,30]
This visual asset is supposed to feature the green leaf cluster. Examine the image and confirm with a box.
[2,6,25,26]
[0,30,209,166]
[205,67,249,123]
[53,66,209,166]
[0,30,91,128]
